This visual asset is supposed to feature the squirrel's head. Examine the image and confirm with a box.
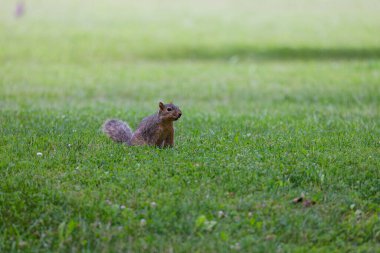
[158,102,182,122]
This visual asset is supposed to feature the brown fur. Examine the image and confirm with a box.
[103,102,182,148]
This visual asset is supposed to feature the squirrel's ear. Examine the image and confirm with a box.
[159,102,165,110]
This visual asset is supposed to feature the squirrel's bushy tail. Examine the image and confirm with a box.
[103,119,133,144]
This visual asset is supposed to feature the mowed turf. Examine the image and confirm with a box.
[1,0,379,252]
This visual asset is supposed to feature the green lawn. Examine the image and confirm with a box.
[1,0,379,252]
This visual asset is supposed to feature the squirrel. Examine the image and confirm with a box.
[103,102,182,148]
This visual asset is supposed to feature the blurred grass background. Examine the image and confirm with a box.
[1,0,380,111]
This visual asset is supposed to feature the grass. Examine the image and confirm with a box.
[1,0,380,252]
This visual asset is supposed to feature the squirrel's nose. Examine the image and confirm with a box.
[178,113,182,118]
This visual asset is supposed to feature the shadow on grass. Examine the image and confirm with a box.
[145,46,380,61]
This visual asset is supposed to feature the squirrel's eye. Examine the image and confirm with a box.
[167,108,172,111]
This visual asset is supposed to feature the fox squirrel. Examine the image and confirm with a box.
[103,102,182,148]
